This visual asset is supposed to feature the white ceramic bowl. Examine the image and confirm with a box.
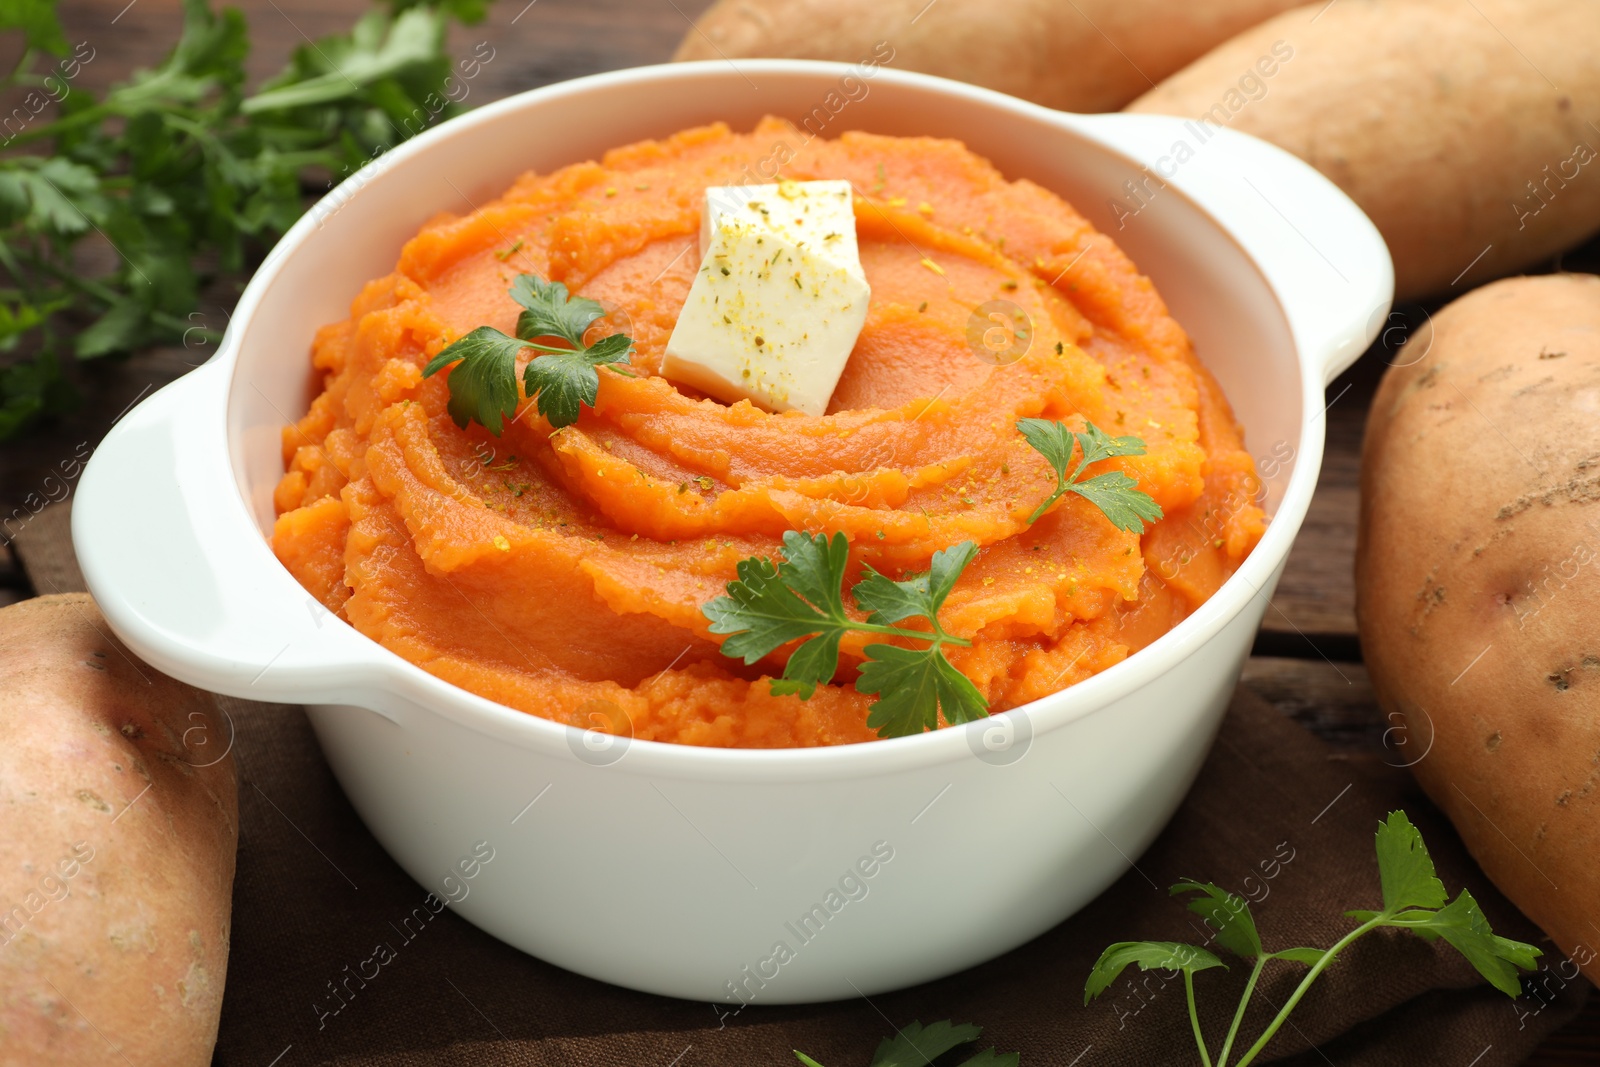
[73,61,1391,1004]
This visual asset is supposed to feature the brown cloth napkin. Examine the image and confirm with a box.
[14,503,1589,1066]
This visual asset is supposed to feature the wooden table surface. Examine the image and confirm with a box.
[2,0,1596,1061]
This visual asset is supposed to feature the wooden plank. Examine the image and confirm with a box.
[1238,656,1381,749]
[1259,340,1380,645]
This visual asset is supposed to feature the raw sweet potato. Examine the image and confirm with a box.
[1127,0,1600,301]
[1357,273,1600,986]
[0,594,238,1065]
[673,0,1307,114]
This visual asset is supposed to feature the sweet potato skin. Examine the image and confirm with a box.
[673,0,1307,113]
[1127,0,1600,301]
[1357,274,1600,985]
[0,594,238,1065]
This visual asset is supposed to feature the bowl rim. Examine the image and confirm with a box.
[143,60,1360,779]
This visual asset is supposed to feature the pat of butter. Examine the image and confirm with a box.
[662,179,870,417]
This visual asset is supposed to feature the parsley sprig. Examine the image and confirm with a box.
[702,530,988,738]
[796,1019,1017,1067]
[0,0,486,440]
[422,273,633,433]
[1087,811,1539,1067]
[1017,418,1163,530]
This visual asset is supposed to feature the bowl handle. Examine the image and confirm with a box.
[1056,112,1394,387]
[72,357,391,710]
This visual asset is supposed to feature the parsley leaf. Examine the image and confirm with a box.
[1171,881,1262,960]
[240,7,446,113]
[0,159,107,236]
[855,539,973,626]
[1373,808,1449,913]
[523,327,633,428]
[871,1020,984,1066]
[852,541,987,734]
[422,273,634,432]
[1346,811,1538,998]
[0,0,69,54]
[703,532,988,737]
[512,273,606,346]
[1068,472,1163,532]
[1017,418,1163,531]
[390,0,491,20]
[1388,889,1531,997]
[75,299,148,359]
[1084,941,1225,1005]
[0,350,75,440]
[702,530,852,699]
[796,1020,1018,1067]
[1077,420,1150,467]
[422,326,526,435]
[858,642,988,737]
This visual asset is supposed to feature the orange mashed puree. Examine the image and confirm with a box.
[271,118,1266,748]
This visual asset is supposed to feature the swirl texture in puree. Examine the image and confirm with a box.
[271,118,1266,748]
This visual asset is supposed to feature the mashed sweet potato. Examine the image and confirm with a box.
[271,118,1265,747]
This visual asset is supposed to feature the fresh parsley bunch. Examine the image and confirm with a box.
[702,530,988,738]
[422,273,634,433]
[1086,811,1539,1067]
[0,0,487,439]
